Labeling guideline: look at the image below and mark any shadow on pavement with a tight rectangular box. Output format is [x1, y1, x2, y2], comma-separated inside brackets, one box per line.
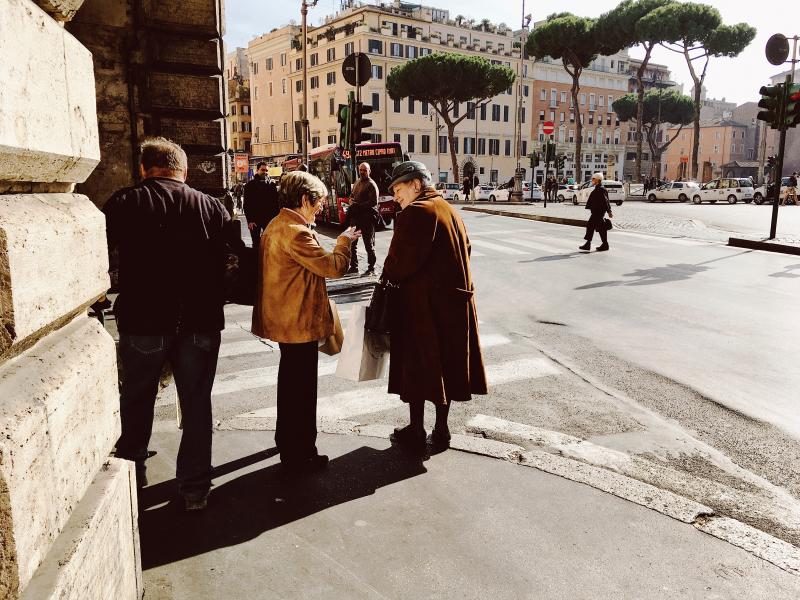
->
[770, 263, 800, 278]
[138, 445, 427, 570]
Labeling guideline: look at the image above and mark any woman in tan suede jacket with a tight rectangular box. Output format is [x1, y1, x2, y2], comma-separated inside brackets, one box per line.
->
[252, 171, 359, 473]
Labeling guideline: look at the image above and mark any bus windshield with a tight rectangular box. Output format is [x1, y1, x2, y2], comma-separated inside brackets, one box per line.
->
[352, 143, 403, 196]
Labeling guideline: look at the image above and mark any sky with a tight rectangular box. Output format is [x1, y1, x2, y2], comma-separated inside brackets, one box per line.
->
[225, 0, 796, 106]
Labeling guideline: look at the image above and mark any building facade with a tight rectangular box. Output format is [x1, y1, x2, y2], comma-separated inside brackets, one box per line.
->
[662, 118, 749, 182]
[225, 48, 252, 156]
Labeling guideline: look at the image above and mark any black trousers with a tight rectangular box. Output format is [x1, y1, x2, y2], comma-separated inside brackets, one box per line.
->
[276, 341, 319, 464]
[350, 219, 376, 269]
[584, 216, 608, 245]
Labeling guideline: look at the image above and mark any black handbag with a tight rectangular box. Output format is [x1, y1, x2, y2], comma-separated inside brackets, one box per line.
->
[365, 279, 397, 334]
[604, 217, 613, 230]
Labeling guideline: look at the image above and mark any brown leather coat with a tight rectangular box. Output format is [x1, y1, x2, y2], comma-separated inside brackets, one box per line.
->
[252, 208, 351, 343]
[382, 190, 487, 404]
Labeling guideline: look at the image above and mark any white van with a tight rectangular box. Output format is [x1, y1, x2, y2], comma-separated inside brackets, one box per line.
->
[435, 182, 463, 201]
[571, 180, 625, 206]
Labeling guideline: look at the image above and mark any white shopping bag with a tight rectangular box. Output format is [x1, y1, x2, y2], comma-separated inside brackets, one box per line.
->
[335, 305, 390, 382]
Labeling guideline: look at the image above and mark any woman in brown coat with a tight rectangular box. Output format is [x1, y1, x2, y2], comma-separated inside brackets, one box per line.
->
[382, 161, 488, 449]
[252, 171, 359, 473]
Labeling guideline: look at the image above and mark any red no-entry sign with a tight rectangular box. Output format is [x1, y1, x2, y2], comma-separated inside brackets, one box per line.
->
[542, 121, 554, 135]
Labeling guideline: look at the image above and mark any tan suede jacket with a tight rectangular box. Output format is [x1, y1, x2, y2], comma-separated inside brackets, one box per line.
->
[252, 208, 352, 343]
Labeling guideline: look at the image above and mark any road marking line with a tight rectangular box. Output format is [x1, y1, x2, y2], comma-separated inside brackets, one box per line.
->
[470, 250, 487, 257]
[469, 229, 537, 236]
[503, 237, 565, 254]
[470, 239, 528, 255]
[218, 339, 274, 358]
[212, 360, 338, 397]
[480, 333, 511, 348]
[614, 231, 707, 246]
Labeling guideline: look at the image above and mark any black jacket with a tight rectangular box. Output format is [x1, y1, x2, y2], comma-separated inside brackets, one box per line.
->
[104, 177, 230, 334]
[585, 185, 611, 218]
[243, 176, 280, 228]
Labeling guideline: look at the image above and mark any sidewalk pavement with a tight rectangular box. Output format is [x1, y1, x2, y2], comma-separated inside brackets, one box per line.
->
[139, 428, 800, 599]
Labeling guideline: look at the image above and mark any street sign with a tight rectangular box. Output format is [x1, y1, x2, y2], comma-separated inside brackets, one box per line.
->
[342, 52, 371, 87]
[680, 156, 689, 164]
[234, 153, 249, 174]
[765, 33, 790, 66]
[542, 121, 555, 135]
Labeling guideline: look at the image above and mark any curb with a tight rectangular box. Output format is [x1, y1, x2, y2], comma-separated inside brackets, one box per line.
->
[462, 206, 587, 228]
[728, 237, 800, 256]
[216, 413, 800, 576]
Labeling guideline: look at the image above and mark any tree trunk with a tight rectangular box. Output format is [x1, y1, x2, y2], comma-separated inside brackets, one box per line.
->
[571, 74, 582, 184]
[690, 81, 701, 181]
[634, 44, 654, 184]
[446, 120, 459, 182]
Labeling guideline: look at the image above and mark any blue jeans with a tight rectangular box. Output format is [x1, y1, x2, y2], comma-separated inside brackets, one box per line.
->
[116, 332, 221, 493]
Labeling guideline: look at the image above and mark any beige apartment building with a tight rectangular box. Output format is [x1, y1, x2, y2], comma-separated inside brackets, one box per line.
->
[248, 2, 535, 184]
[663, 118, 749, 182]
[225, 48, 252, 155]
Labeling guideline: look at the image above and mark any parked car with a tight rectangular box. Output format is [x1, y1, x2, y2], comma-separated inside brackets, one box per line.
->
[570, 180, 625, 206]
[435, 182, 463, 202]
[556, 184, 578, 202]
[647, 181, 699, 203]
[753, 177, 794, 205]
[476, 184, 500, 201]
[525, 182, 543, 201]
[691, 178, 754, 204]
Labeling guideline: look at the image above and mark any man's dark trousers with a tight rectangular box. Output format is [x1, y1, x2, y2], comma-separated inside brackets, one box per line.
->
[584, 216, 608, 245]
[275, 341, 319, 465]
[349, 213, 376, 270]
[250, 224, 263, 251]
[115, 331, 221, 493]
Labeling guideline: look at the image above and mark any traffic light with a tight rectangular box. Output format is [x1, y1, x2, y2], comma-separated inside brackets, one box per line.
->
[351, 101, 373, 144]
[337, 103, 351, 150]
[529, 152, 539, 169]
[757, 84, 784, 129]
[766, 154, 776, 174]
[542, 140, 556, 163]
[785, 83, 800, 129]
[557, 154, 565, 170]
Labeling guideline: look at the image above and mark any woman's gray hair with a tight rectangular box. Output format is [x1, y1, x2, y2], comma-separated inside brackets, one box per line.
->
[279, 171, 328, 209]
[592, 172, 604, 183]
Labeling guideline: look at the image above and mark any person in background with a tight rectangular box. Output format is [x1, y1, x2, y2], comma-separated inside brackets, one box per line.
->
[252, 171, 360, 474]
[579, 172, 613, 252]
[243, 161, 280, 250]
[462, 174, 473, 204]
[346, 162, 380, 276]
[381, 161, 487, 451]
[104, 137, 229, 510]
[783, 172, 798, 206]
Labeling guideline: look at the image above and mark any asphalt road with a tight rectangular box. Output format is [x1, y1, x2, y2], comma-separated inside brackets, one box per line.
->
[147, 209, 800, 546]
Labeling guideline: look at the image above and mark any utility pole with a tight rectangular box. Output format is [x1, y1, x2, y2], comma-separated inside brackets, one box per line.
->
[511, 0, 528, 202]
[301, 0, 319, 165]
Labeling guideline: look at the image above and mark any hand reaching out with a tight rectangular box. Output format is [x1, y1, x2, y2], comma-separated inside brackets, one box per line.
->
[341, 226, 362, 241]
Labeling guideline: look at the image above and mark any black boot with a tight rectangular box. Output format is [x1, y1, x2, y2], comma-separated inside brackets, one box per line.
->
[579, 242, 591, 251]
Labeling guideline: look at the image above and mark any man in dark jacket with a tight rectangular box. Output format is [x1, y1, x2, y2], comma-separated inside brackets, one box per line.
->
[462, 174, 473, 203]
[579, 172, 613, 252]
[243, 161, 280, 249]
[104, 137, 229, 510]
[346, 161, 380, 276]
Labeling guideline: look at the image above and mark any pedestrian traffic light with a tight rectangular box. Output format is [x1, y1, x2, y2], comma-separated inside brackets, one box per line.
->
[529, 152, 539, 169]
[337, 103, 351, 150]
[351, 101, 373, 144]
[557, 154, 565, 170]
[784, 83, 800, 129]
[757, 84, 784, 129]
[766, 154, 776, 174]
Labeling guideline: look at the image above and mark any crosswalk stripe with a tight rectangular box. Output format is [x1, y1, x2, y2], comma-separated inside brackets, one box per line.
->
[470, 250, 487, 257]
[480, 333, 511, 348]
[470, 239, 528, 255]
[469, 229, 536, 237]
[503, 237, 566, 254]
[218, 339, 274, 358]
[213, 360, 338, 397]
[614, 230, 707, 246]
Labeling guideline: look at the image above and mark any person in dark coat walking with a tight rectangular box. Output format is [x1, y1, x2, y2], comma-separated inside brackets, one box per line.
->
[580, 172, 613, 252]
[345, 162, 380, 276]
[462, 175, 473, 203]
[382, 161, 488, 450]
[243, 161, 280, 250]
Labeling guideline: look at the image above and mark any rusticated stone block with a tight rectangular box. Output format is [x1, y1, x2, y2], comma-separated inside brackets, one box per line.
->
[187, 153, 227, 192]
[149, 34, 222, 71]
[0, 0, 100, 184]
[19, 459, 140, 600]
[141, 0, 222, 36]
[0, 194, 109, 358]
[159, 117, 225, 151]
[0, 316, 120, 593]
[146, 72, 224, 114]
[31, 0, 87, 21]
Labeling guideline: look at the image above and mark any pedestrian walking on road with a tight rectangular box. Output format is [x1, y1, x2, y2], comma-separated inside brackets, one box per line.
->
[783, 172, 798, 206]
[243, 161, 280, 250]
[252, 171, 360, 474]
[579, 172, 613, 252]
[382, 161, 488, 450]
[462, 175, 473, 204]
[104, 137, 230, 510]
[346, 162, 380, 276]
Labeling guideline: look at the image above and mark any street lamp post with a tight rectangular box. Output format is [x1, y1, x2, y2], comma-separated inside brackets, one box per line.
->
[301, 0, 319, 165]
[511, 1, 529, 202]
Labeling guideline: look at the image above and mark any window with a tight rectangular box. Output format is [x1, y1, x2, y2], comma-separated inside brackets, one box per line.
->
[560, 112, 565, 122]
[453, 137, 459, 153]
[326, 71, 336, 85]
[540, 88, 547, 101]
[521, 108, 526, 123]
[254, 86, 259, 100]
[492, 104, 500, 121]
[295, 58, 302, 70]
[561, 91, 567, 103]
[408, 134, 415, 152]
[439, 135, 448, 153]
[489, 139, 500, 155]
[371, 133, 382, 143]
[231, 105, 237, 116]
[283, 122, 288, 139]
[599, 95, 604, 107]
[255, 126, 259, 141]
[329, 97, 335, 115]
[408, 98, 415, 114]
[477, 138, 486, 155]
[312, 101, 318, 118]
[310, 76, 319, 89]
[270, 125, 274, 141]
[480, 104, 487, 120]
[464, 137, 474, 154]
[608, 95, 613, 108]
[422, 101, 429, 115]
[295, 80, 303, 92]
[297, 103, 304, 119]
[280, 53, 287, 67]
[539, 110, 545, 121]
[504, 139, 511, 156]
[371, 64, 383, 79]
[268, 82, 273, 96]
[281, 79, 286, 94]
[589, 93, 595, 110]
[588, 113, 594, 125]
[372, 92, 380, 111]
[549, 111, 555, 121]
[390, 43, 403, 57]
[394, 133, 401, 143]
[231, 121, 237, 133]
[580, 93, 586, 105]
[453, 102, 459, 118]
[310, 53, 318, 67]
[328, 134, 337, 144]
[503, 106, 509, 122]
[243, 105, 250, 115]
[420, 47, 431, 57]
[368, 39, 383, 54]
[344, 42, 354, 56]
[266, 58, 273, 70]
[252, 62, 258, 75]
[466, 101, 475, 119]
[311, 136, 320, 148]
[422, 134, 430, 153]
[327, 48, 336, 62]
[551, 89, 557, 107]
[393, 98, 401, 113]
[405, 45, 418, 59]
[523, 85, 529, 97]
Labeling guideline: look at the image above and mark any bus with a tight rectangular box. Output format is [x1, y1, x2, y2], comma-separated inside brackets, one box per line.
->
[302, 142, 404, 227]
